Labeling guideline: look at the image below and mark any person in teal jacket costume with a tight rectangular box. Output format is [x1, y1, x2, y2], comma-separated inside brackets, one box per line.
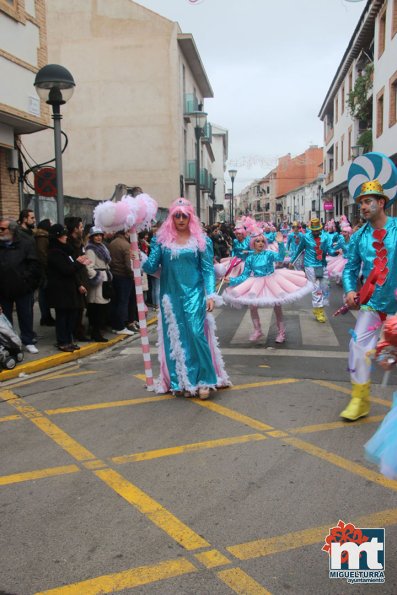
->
[339, 151, 397, 421]
[143, 198, 230, 399]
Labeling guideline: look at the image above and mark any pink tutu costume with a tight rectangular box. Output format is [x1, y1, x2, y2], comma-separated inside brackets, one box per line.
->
[223, 241, 313, 343]
[326, 253, 348, 283]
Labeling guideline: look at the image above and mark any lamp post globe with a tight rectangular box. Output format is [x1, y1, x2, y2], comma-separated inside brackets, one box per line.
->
[34, 64, 75, 225]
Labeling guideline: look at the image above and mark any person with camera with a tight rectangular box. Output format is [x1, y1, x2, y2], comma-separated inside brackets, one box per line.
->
[84, 227, 112, 342]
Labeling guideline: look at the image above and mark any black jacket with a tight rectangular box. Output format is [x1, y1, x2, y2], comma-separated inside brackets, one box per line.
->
[0, 233, 41, 299]
[46, 242, 83, 309]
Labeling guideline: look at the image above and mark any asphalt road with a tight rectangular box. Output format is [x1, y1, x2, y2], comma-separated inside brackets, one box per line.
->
[1, 284, 396, 594]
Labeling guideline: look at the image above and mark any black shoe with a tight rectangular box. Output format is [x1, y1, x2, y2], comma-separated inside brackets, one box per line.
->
[70, 344, 81, 350]
[58, 344, 75, 353]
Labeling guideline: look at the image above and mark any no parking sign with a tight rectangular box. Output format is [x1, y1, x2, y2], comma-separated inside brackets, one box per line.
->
[34, 167, 57, 197]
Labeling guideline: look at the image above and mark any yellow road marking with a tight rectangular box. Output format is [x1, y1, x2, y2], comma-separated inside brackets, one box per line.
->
[45, 395, 173, 416]
[259, 365, 270, 368]
[111, 434, 267, 464]
[194, 549, 230, 568]
[290, 415, 386, 435]
[82, 460, 107, 470]
[312, 379, 391, 407]
[217, 567, 272, 594]
[228, 508, 397, 560]
[230, 378, 299, 391]
[94, 468, 209, 550]
[2, 365, 82, 388]
[0, 465, 80, 486]
[0, 414, 21, 423]
[193, 400, 274, 431]
[283, 436, 397, 491]
[35, 558, 197, 594]
[31, 417, 96, 462]
[134, 373, 147, 381]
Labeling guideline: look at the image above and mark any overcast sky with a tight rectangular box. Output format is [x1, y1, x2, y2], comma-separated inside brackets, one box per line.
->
[135, 0, 365, 193]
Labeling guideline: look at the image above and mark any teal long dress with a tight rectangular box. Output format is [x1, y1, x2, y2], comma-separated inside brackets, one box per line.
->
[143, 235, 230, 394]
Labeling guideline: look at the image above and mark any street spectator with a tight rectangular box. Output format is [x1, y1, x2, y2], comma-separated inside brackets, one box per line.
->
[46, 224, 90, 352]
[108, 230, 136, 335]
[65, 216, 90, 341]
[85, 227, 111, 342]
[35, 218, 55, 326]
[18, 209, 36, 243]
[0, 214, 41, 353]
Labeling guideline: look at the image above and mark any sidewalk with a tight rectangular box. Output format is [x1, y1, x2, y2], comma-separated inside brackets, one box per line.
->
[0, 302, 157, 382]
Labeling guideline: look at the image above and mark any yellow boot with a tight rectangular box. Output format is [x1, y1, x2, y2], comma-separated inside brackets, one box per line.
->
[340, 382, 371, 421]
[313, 307, 326, 322]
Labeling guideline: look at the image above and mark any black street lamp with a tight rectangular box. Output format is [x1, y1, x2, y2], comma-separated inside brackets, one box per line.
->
[191, 110, 207, 221]
[34, 64, 75, 224]
[228, 168, 237, 224]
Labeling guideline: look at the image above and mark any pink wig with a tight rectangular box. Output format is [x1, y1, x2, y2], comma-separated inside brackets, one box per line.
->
[340, 215, 352, 234]
[234, 220, 247, 237]
[156, 198, 207, 251]
[249, 230, 268, 250]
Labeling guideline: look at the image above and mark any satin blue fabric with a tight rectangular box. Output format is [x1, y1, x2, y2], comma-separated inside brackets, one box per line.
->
[342, 217, 397, 314]
[292, 230, 337, 268]
[229, 243, 285, 286]
[265, 231, 277, 243]
[287, 231, 304, 260]
[232, 236, 251, 260]
[143, 236, 217, 390]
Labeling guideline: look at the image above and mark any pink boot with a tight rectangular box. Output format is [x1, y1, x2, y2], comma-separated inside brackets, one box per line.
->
[274, 305, 286, 343]
[249, 307, 263, 341]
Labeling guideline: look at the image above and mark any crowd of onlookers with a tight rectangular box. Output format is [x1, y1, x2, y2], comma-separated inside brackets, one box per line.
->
[0, 209, 162, 355]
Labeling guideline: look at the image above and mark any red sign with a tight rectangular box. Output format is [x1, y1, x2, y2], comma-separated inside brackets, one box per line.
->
[323, 200, 334, 211]
[34, 167, 57, 197]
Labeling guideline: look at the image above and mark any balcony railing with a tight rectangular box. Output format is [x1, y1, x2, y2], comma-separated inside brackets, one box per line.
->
[325, 171, 334, 185]
[185, 161, 211, 191]
[184, 93, 199, 116]
[202, 122, 212, 143]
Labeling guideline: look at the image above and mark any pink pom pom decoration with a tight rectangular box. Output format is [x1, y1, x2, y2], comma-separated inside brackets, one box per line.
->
[94, 193, 158, 232]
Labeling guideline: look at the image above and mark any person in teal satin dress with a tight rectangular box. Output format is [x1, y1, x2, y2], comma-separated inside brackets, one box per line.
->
[143, 198, 230, 399]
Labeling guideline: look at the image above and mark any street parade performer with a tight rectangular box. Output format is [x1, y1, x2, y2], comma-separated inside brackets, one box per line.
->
[143, 198, 230, 399]
[339, 151, 397, 421]
[326, 215, 353, 284]
[364, 315, 397, 479]
[222, 227, 312, 343]
[289, 217, 337, 323]
[287, 221, 305, 270]
[214, 216, 255, 280]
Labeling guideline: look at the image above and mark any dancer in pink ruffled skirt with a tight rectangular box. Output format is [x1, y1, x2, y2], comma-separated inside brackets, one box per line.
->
[223, 229, 313, 343]
[326, 216, 353, 284]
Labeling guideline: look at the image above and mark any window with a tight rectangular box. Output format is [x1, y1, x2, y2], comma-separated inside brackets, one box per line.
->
[392, 0, 397, 38]
[335, 142, 339, 170]
[348, 126, 352, 160]
[378, 5, 387, 58]
[341, 134, 344, 166]
[389, 71, 397, 127]
[335, 96, 339, 123]
[376, 87, 385, 137]
[348, 70, 353, 94]
[341, 84, 345, 114]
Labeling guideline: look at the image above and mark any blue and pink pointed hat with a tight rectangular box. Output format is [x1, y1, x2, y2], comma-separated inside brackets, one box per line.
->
[348, 152, 397, 207]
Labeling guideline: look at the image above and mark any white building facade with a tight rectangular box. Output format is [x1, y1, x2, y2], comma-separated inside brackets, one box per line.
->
[319, 0, 397, 222]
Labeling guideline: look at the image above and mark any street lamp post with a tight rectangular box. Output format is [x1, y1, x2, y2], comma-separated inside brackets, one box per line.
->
[191, 110, 207, 221]
[34, 64, 75, 225]
[228, 168, 237, 224]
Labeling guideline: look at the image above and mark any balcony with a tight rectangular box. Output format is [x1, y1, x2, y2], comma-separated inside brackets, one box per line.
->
[184, 93, 199, 121]
[202, 122, 212, 144]
[185, 161, 211, 191]
[185, 160, 196, 183]
[325, 171, 334, 186]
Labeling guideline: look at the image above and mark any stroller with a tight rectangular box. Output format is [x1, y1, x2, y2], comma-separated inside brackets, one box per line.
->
[0, 312, 24, 371]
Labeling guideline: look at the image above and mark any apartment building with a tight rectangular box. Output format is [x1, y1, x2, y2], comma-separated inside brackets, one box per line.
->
[0, 0, 48, 218]
[24, 0, 221, 222]
[282, 174, 325, 224]
[319, 0, 397, 222]
[210, 124, 228, 222]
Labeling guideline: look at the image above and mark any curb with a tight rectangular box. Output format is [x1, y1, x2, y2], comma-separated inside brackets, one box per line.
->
[0, 316, 157, 382]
